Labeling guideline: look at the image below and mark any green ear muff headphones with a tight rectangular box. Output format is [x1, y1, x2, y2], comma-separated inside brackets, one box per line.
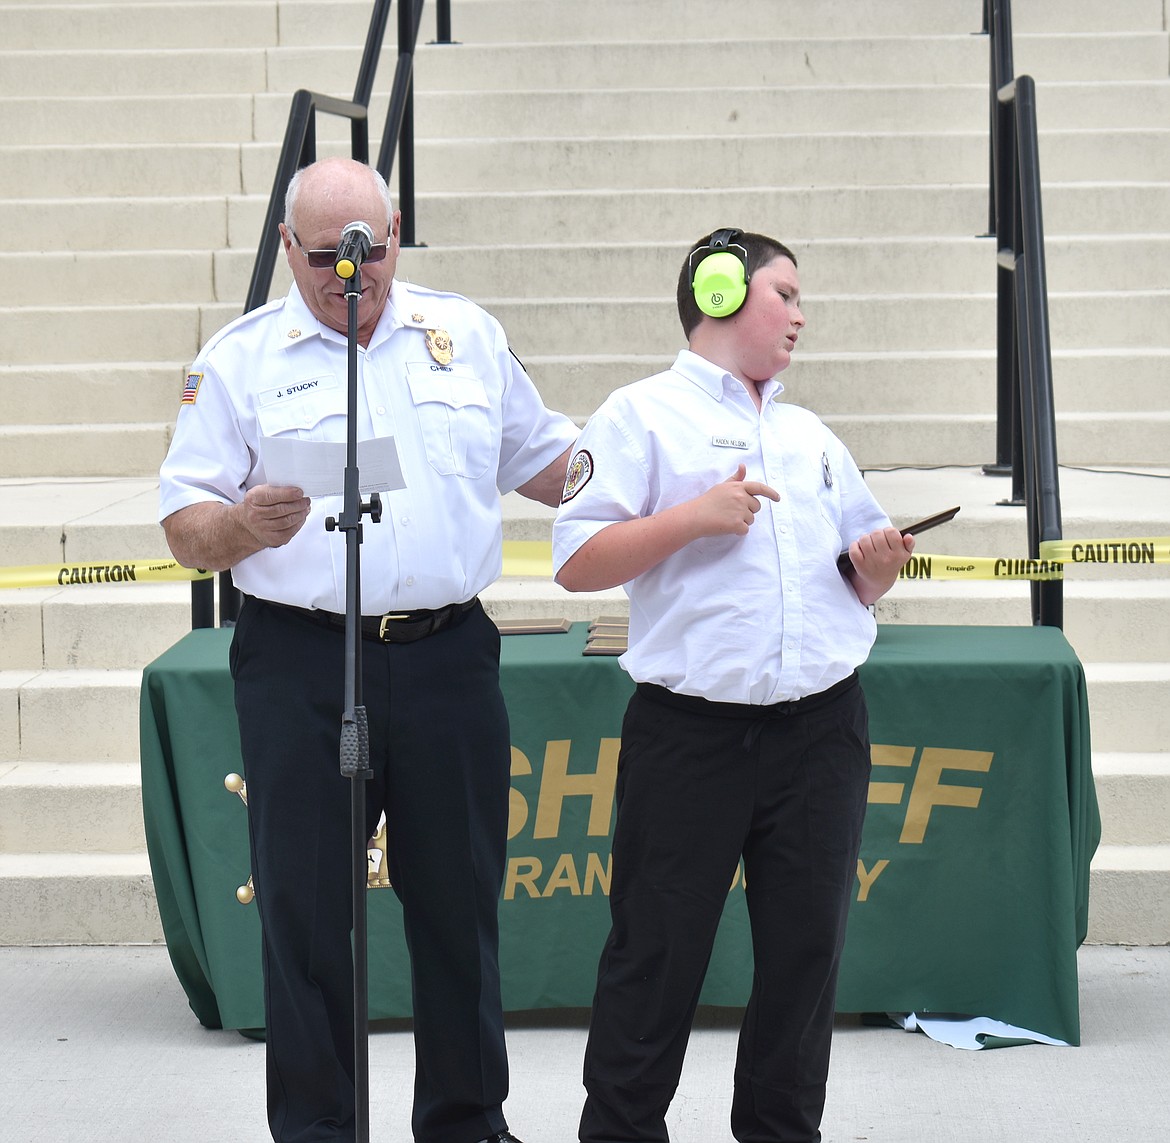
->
[689, 228, 749, 318]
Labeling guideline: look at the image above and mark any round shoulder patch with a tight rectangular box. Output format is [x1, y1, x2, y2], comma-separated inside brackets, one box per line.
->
[561, 448, 594, 503]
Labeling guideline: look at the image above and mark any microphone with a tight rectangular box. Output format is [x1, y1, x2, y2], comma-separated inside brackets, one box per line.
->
[334, 221, 374, 280]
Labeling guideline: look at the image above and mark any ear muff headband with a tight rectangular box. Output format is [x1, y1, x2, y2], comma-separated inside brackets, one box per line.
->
[690, 228, 749, 318]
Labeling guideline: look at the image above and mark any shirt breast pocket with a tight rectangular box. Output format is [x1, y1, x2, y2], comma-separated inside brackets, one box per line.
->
[256, 384, 344, 442]
[405, 364, 493, 478]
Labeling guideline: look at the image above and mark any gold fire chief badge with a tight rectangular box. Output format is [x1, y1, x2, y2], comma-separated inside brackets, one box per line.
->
[426, 328, 454, 365]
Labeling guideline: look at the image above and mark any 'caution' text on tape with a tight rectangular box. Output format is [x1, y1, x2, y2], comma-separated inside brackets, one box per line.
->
[0, 559, 211, 590]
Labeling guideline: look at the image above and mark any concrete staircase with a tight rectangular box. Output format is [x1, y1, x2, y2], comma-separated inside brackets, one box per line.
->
[0, 0, 1167, 945]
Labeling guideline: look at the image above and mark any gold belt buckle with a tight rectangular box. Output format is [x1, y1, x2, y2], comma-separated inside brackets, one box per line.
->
[378, 613, 411, 640]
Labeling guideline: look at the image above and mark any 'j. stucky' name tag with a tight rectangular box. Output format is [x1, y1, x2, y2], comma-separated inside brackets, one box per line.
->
[712, 435, 749, 450]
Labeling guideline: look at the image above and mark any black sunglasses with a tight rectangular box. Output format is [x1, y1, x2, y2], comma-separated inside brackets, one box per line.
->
[290, 231, 389, 270]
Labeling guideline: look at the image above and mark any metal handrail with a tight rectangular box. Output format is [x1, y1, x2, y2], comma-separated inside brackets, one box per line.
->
[984, 0, 1064, 627]
[192, 0, 447, 627]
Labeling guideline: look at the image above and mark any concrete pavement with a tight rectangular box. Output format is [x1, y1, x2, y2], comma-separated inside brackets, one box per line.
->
[0, 943, 1166, 1142]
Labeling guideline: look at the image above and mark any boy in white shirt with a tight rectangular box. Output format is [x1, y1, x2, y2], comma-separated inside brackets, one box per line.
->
[553, 229, 913, 1143]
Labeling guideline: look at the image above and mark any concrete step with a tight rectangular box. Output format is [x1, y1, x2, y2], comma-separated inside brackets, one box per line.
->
[0, 838, 1162, 945]
[0, 143, 244, 199]
[1, 584, 193, 671]
[0, 425, 173, 479]
[3, 0, 1159, 54]
[0, 843, 1162, 946]
[876, 582, 1170, 664]
[0, 252, 217, 308]
[390, 33, 1170, 91]
[0, 475, 166, 567]
[4, 411, 1166, 480]
[0, 364, 189, 425]
[399, 184, 1170, 247]
[382, 0, 1169, 41]
[0, 196, 230, 255]
[10, 232, 1170, 312]
[1083, 663, 1170, 754]
[4, 31, 1163, 106]
[0, 852, 162, 944]
[1087, 845, 1170, 945]
[184, 290, 1170, 362]
[830, 410, 1170, 469]
[0, 672, 35, 759]
[0, 762, 146, 853]
[255, 81, 1170, 144]
[0, 94, 257, 146]
[0, 46, 269, 99]
[398, 234, 1170, 300]
[4, 349, 1169, 434]
[0, 182, 1150, 256]
[1092, 754, 1170, 847]
[1, 669, 143, 763]
[6, 128, 1170, 201]
[11, 80, 1170, 149]
[423, 0, 1165, 42]
[8, 287, 1169, 369]
[865, 458, 1170, 524]
[0, 1, 278, 51]
[388, 130, 1170, 192]
[16, 236, 999, 311]
[0, 304, 200, 367]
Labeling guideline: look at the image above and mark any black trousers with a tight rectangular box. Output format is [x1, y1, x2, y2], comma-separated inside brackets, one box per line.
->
[231, 596, 512, 1143]
[580, 675, 871, 1143]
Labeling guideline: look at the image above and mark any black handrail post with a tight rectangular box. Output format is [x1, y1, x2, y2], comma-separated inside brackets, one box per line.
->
[998, 80, 1026, 501]
[1013, 257, 1040, 622]
[353, 0, 394, 107]
[191, 577, 214, 628]
[376, 0, 426, 246]
[350, 115, 371, 166]
[1015, 75, 1063, 626]
[984, 0, 1017, 476]
[436, 0, 453, 43]
[399, 81, 418, 246]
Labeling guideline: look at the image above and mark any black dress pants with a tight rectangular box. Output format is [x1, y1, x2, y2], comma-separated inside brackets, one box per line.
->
[231, 596, 513, 1143]
[579, 675, 871, 1143]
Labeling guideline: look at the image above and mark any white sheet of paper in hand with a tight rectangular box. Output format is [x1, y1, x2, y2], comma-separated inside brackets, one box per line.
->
[259, 435, 406, 499]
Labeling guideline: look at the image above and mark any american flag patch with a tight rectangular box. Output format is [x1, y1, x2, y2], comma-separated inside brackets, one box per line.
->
[180, 372, 203, 405]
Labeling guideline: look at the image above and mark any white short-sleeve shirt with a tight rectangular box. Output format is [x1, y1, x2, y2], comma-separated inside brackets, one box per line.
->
[159, 280, 576, 613]
[553, 350, 891, 704]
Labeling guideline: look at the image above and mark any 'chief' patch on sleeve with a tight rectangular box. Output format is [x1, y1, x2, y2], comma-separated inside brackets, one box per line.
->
[180, 372, 203, 405]
[561, 448, 594, 503]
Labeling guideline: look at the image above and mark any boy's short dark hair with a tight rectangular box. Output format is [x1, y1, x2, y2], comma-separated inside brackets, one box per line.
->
[676, 230, 798, 338]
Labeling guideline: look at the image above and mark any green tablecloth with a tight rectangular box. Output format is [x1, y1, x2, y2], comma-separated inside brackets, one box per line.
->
[140, 623, 1098, 1044]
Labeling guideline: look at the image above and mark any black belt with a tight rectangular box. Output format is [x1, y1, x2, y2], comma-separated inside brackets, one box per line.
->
[636, 671, 859, 720]
[637, 672, 860, 752]
[275, 598, 478, 644]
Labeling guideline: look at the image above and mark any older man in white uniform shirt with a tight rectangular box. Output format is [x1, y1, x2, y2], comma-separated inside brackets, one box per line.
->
[159, 157, 575, 1143]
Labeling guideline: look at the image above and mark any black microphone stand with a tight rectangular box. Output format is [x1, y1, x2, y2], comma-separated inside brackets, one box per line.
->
[324, 266, 380, 1143]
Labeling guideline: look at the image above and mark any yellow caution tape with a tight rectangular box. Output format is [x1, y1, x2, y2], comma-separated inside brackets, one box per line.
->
[0, 546, 547, 589]
[0, 559, 211, 590]
[501, 540, 554, 578]
[6, 536, 1164, 592]
[1039, 538, 1170, 565]
[898, 554, 1064, 581]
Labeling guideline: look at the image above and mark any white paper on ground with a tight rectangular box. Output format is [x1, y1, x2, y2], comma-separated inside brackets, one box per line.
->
[890, 1012, 1070, 1050]
[259, 435, 406, 499]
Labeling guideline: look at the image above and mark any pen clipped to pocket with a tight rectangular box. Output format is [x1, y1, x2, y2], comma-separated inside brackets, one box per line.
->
[837, 506, 960, 573]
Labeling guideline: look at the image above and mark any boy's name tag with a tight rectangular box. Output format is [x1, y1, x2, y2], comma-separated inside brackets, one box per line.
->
[712, 436, 749, 450]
